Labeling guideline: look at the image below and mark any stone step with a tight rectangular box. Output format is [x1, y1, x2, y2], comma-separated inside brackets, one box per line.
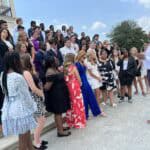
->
[0, 114, 55, 150]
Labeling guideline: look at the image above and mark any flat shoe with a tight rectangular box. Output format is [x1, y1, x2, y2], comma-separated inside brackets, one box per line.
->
[41, 140, 48, 145]
[57, 131, 71, 137]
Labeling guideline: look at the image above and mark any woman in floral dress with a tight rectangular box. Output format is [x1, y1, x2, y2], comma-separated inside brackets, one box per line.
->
[64, 53, 86, 129]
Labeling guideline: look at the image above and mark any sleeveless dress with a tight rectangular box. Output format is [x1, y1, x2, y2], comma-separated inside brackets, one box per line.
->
[65, 65, 86, 128]
[44, 73, 70, 114]
[1, 72, 37, 136]
[75, 62, 101, 119]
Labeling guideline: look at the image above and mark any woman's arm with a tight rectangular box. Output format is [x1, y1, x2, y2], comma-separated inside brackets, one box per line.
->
[88, 69, 101, 81]
[73, 67, 82, 86]
[23, 71, 44, 98]
[31, 47, 35, 61]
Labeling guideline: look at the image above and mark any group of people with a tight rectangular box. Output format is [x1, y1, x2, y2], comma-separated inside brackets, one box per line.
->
[0, 18, 150, 150]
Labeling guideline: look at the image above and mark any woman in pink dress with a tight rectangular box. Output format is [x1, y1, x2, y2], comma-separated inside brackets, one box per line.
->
[64, 53, 86, 129]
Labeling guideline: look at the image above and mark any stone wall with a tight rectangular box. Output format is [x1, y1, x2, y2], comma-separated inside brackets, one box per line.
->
[0, 15, 16, 33]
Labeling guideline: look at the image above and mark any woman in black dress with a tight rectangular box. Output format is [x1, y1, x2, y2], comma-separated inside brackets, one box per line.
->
[44, 56, 71, 137]
[117, 49, 137, 103]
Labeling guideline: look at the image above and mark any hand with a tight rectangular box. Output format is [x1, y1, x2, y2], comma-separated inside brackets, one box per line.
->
[98, 76, 102, 82]
[58, 66, 63, 72]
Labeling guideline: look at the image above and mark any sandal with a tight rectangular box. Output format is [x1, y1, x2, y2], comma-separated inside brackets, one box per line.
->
[63, 127, 70, 131]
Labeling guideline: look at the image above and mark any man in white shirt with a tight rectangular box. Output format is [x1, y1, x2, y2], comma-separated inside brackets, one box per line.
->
[13, 18, 24, 44]
[60, 37, 76, 59]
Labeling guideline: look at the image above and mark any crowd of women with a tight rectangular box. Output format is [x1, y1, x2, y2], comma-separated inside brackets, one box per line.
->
[0, 18, 150, 150]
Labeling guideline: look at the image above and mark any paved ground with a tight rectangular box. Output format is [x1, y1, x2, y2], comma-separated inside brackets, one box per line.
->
[42, 93, 150, 150]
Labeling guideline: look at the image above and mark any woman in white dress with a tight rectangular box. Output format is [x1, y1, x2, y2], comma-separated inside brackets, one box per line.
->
[86, 51, 102, 103]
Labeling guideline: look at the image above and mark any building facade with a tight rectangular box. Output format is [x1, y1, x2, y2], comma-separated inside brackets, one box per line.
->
[0, 0, 16, 32]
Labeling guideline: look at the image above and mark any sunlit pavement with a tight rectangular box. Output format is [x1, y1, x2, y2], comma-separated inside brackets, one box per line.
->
[42, 94, 150, 150]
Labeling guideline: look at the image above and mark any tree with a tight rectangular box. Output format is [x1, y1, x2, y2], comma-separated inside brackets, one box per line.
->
[108, 20, 149, 51]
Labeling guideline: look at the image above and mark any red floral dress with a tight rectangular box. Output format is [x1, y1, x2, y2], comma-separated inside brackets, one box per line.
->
[65, 65, 86, 128]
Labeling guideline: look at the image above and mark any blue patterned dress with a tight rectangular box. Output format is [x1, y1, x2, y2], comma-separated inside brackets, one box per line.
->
[1, 72, 37, 136]
[75, 62, 101, 119]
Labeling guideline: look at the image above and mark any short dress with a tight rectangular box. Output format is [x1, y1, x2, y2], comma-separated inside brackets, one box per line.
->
[44, 73, 70, 114]
[98, 59, 116, 91]
[135, 59, 142, 77]
[1, 72, 37, 136]
[86, 61, 102, 89]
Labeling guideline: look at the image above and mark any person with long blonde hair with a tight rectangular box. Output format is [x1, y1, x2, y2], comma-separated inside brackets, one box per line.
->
[86, 51, 102, 103]
[75, 50, 105, 119]
[64, 53, 86, 128]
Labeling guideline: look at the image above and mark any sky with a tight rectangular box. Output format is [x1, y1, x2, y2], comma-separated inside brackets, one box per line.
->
[14, 0, 150, 40]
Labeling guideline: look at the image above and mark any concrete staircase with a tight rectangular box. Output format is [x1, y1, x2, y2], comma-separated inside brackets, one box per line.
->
[0, 114, 55, 150]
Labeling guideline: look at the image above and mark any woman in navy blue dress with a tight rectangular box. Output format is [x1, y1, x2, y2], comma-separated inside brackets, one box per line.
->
[75, 50, 105, 119]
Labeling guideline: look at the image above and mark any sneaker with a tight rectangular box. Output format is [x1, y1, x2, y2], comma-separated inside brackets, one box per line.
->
[128, 97, 132, 103]
[119, 97, 124, 103]
[101, 102, 106, 106]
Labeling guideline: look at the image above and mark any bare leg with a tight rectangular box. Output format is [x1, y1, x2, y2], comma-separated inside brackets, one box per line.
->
[137, 76, 146, 95]
[34, 116, 46, 147]
[127, 85, 132, 98]
[116, 79, 120, 96]
[144, 76, 150, 93]
[94, 88, 101, 104]
[108, 90, 116, 106]
[120, 86, 125, 97]
[102, 90, 107, 104]
[133, 78, 138, 94]
[54, 114, 64, 134]
[19, 131, 33, 150]
[26, 131, 33, 150]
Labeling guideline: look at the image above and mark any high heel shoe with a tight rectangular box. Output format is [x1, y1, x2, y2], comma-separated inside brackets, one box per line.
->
[57, 131, 71, 137]
[41, 140, 48, 146]
[63, 127, 70, 131]
[33, 144, 47, 150]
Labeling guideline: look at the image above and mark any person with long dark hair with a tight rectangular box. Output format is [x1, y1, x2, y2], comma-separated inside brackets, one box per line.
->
[98, 49, 117, 107]
[55, 29, 64, 49]
[0, 28, 13, 132]
[44, 55, 71, 137]
[1, 51, 37, 150]
[21, 53, 47, 150]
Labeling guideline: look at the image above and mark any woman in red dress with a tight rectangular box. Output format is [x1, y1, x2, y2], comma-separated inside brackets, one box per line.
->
[64, 53, 86, 129]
